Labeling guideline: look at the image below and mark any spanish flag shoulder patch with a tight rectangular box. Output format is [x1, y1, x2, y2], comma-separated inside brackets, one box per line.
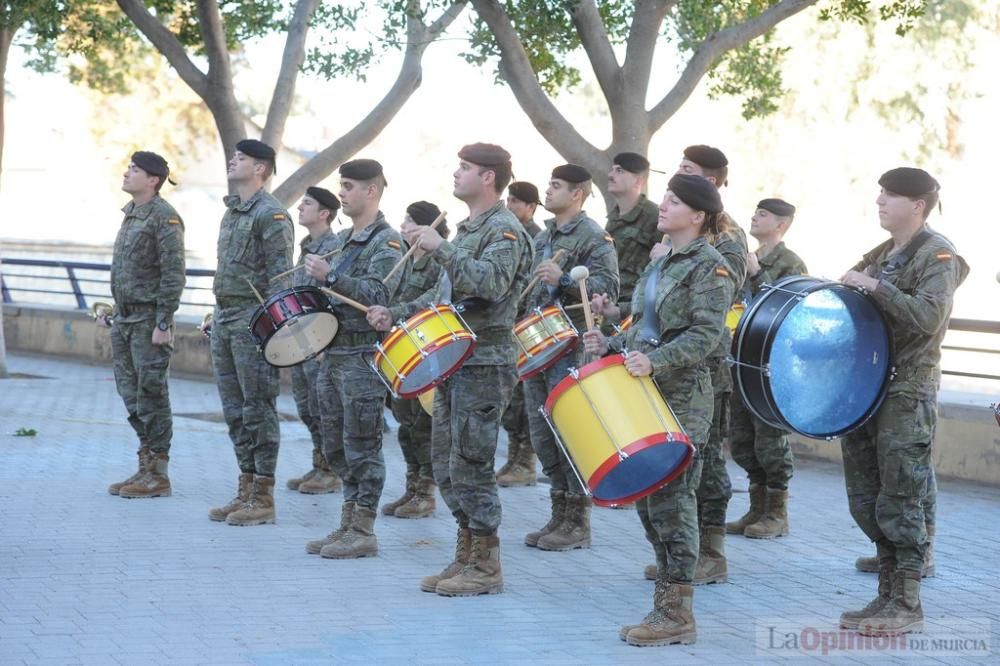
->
[387, 240, 401, 250]
[167, 217, 181, 225]
[502, 231, 517, 241]
[715, 266, 730, 278]
[935, 251, 952, 262]
[273, 213, 287, 220]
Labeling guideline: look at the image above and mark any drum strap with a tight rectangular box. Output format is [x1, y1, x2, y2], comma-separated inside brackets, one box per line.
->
[639, 260, 663, 346]
[333, 221, 390, 279]
[543, 242, 558, 300]
[852, 229, 931, 277]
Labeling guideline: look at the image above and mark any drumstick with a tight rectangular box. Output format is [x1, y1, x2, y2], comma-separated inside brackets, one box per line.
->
[382, 211, 448, 284]
[519, 248, 567, 300]
[569, 266, 595, 331]
[245, 279, 266, 305]
[269, 248, 343, 284]
[320, 286, 370, 314]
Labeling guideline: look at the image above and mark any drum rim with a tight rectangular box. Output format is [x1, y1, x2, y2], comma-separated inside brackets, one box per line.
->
[381, 303, 461, 347]
[590, 435, 694, 507]
[516, 336, 579, 379]
[392, 338, 478, 399]
[543, 353, 625, 414]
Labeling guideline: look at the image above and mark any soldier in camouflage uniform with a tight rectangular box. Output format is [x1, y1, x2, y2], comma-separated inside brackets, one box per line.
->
[370, 143, 532, 597]
[303, 159, 404, 559]
[104, 151, 186, 499]
[375, 200, 449, 520]
[726, 199, 807, 541]
[286, 186, 344, 495]
[521, 165, 619, 552]
[497, 181, 543, 487]
[208, 139, 294, 527]
[586, 174, 733, 647]
[838, 168, 967, 637]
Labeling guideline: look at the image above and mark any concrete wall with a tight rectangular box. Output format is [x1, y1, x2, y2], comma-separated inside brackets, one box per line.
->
[5, 303, 999, 485]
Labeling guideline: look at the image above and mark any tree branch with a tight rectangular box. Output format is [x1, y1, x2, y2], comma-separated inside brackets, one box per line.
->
[568, 0, 620, 100]
[621, 0, 671, 101]
[648, 0, 818, 132]
[261, 0, 320, 149]
[115, 0, 209, 99]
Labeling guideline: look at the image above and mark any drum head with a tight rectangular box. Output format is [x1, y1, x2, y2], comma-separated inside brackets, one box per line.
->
[262, 312, 339, 367]
[517, 338, 578, 380]
[396, 338, 475, 397]
[767, 285, 891, 438]
[591, 435, 694, 507]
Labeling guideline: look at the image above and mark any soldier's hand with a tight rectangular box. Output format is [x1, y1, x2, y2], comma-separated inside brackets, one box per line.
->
[841, 270, 879, 293]
[417, 226, 444, 252]
[624, 350, 652, 377]
[591, 293, 619, 321]
[151, 327, 172, 346]
[582, 330, 608, 356]
[304, 254, 331, 281]
[535, 259, 563, 286]
[366, 305, 394, 331]
[649, 242, 670, 260]
[746, 251, 761, 277]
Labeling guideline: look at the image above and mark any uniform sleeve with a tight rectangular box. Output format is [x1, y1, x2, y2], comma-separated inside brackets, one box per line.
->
[645, 265, 732, 373]
[153, 210, 186, 324]
[752, 248, 807, 290]
[261, 212, 294, 298]
[434, 227, 521, 301]
[870, 251, 963, 336]
[559, 236, 620, 308]
[716, 232, 748, 299]
[335, 233, 404, 308]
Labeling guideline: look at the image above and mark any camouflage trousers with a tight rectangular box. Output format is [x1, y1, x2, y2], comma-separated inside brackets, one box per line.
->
[316, 353, 387, 510]
[390, 395, 433, 479]
[500, 381, 531, 452]
[841, 383, 936, 575]
[696, 358, 734, 528]
[729, 391, 794, 490]
[432, 364, 517, 536]
[110, 319, 174, 454]
[290, 356, 324, 454]
[639, 452, 704, 584]
[211, 312, 280, 475]
[524, 349, 585, 494]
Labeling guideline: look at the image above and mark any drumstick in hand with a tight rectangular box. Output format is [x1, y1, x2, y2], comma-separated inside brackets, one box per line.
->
[320, 286, 370, 313]
[519, 248, 567, 300]
[382, 211, 448, 284]
[269, 248, 342, 284]
[569, 265, 595, 331]
[245, 279, 266, 306]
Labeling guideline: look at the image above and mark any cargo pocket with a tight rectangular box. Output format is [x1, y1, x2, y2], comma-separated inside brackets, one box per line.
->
[458, 403, 500, 464]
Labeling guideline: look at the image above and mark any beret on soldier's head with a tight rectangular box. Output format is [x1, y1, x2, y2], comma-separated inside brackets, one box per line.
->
[458, 142, 511, 167]
[305, 186, 340, 212]
[668, 174, 724, 214]
[236, 139, 276, 162]
[508, 181, 540, 204]
[878, 167, 939, 197]
[757, 198, 796, 218]
[683, 144, 728, 169]
[407, 200, 449, 238]
[551, 164, 591, 184]
[339, 158, 385, 183]
[131, 151, 170, 178]
[613, 152, 650, 174]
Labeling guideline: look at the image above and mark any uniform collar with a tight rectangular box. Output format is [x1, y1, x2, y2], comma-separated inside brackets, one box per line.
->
[121, 195, 160, 220]
[611, 194, 650, 223]
[224, 188, 266, 212]
[544, 210, 588, 235]
[300, 227, 335, 251]
[459, 200, 505, 233]
[346, 211, 387, 243]
[758, 241, 786, 266]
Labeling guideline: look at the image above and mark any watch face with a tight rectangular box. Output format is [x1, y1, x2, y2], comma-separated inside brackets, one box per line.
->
[158, 321, 169, 331]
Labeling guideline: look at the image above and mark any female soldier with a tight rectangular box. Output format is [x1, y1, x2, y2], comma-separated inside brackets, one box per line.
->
[584, 174, 733, 647]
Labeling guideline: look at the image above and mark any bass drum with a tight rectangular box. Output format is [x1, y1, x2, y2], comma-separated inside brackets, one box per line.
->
[731, 276, 893, 439]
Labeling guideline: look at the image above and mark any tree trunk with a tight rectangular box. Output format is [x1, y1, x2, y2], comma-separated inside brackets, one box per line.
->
[0, 26, 18, 193]
[0, 243, 9, 379]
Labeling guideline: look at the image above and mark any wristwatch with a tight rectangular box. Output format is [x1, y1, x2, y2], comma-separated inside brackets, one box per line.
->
[557, 273, 573, 290]
[326, 272, 339, 286]
[157, 320, 170, 332]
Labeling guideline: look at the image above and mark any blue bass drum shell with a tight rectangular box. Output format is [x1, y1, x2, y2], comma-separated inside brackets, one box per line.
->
[730, 276, 893, 439]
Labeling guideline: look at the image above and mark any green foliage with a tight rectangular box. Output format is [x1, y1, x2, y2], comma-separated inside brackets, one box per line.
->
[13, 427, 37, 436]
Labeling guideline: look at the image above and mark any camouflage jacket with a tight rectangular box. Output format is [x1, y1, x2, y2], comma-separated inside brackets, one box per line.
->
[747, 241, 808, 296]
[403, 200, 533, 366]
[522, 218, 543, 239]
[388, 253, 444, 322]
[111, 195, 186, 325]
[606, 195, 660, 317]
[708, 216, 749, 362]
[296, 227, 342, 288]
[852, 225, 968, 384]
[606, 236, 733, 441]
[523, 211, 619, 331]
[325, 212, 404, 353]
[213, 188, 294, 322]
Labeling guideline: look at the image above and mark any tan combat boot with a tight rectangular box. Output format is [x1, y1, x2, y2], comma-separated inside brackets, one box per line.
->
[436, 534, 503, 597]
[855, 524, 935, 577]
[119, 452, 171, 498]
[525, 490, 566, 547]
[208, 473, 254, 522]
[537, 493, 591, 551]
[624, 581, 698, 646]
[497, 438, 537, 487]
[109, 446, 150, 495]
[840, 565, 894, 630]
[859, 571, 923, 636]
[307, 501, 355, 554]
[495, 436, 519, 479]
[394, 477, 436, 519]
[287, 450, 324, 490]
[420, 526, 471, 592]
[725, 484, 766, 535]
[320, 505, 378, 559]
[226, 475, 276, 526]
[744, 488, 789, 538]
[297, 465, 343, 495]
[693, 526, 728, 585]
[644, 564, 657, 581]
[381, 474, 416, 516]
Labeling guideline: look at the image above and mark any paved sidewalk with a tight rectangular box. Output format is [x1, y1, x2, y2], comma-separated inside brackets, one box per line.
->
[0, 352, 997, 665]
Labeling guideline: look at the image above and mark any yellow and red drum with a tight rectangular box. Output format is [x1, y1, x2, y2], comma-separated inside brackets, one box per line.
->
[372, 304, 476, 399]
[514, 305, 579, 380]
[542, 355, 694, 506]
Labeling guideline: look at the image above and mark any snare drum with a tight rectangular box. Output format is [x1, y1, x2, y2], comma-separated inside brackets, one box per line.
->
[731, 276, 892, 439]
[249, 286, 339, 367]
[514, 305, 579, 380]
[372, 304, 476, 399]
[542, 355, 694, 507]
